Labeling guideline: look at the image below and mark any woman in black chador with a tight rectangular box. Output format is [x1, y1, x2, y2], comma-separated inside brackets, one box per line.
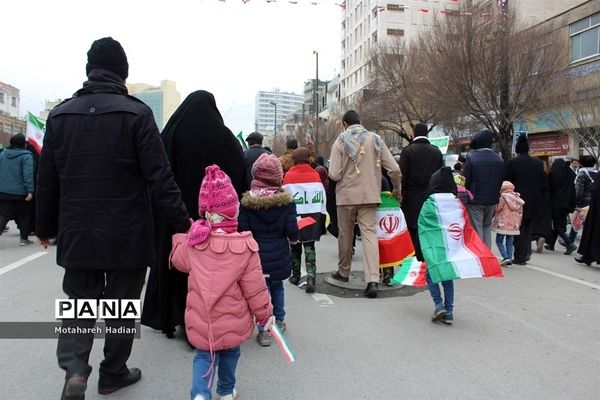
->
[141, 90, 247, 338]
[576, 174, 600, 266]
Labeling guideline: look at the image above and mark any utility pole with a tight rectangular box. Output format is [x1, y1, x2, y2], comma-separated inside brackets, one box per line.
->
[499, 0, 511, 160]
[313, 50, 319, 150]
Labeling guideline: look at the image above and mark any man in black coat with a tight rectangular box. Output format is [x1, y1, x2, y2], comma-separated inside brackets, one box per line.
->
[243, 131, 267, 185]
[463, 130, 504, 248]
[399, 123, 444, 260]
[36, 37, 191, 400]
[504, 135, 545, 265]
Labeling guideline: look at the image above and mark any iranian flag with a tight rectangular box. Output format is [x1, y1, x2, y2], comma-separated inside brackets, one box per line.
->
[391, 256, 427, 287]
[377, 192, 414, 268]
[25, 112, 45, 154]
[418, 193, 503, 283]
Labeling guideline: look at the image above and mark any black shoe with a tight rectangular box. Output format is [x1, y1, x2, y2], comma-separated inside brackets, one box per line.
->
[305, 276, 316, 293]
[61, 376, 87, 400]
[574, 256, 592, 266]
[564, 244, 577, 255]
[289, 275, 300, 286]
[544, 244, 554, 251]
[365, 282, 379, 298]
[331, 271, 349, 283]
[512, 259, 527, 266]
[98, 368, 141, 395]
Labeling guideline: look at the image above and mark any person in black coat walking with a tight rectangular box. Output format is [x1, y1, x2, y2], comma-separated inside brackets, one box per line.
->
[576, 174, 600, 266]
[462, 130, 504, 248]
[243, 131, 267, 185]
[546, 158, 577, 254]
[504, 136, 545, 265]
[36, 38, 191, 400]
[399, 123, 444, 261]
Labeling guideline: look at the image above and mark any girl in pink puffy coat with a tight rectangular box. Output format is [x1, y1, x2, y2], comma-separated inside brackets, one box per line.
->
[170, 165, 273, 400]
[491, 181, 525, 266]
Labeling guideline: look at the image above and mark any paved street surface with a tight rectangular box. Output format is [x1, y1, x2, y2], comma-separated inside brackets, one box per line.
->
[1, 222, 599, 399]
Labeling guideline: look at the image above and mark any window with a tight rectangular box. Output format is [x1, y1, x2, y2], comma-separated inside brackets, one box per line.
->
[571, 13, 600, 62]
[11, 97, 17, 107]
[387, 4, 405, 11]
[387, 28, 404, 36]
[0, 93, 4, 103]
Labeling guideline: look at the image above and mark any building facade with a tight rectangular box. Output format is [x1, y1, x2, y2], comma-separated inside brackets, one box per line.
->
[0, 82, 20, 118]
[340, 0, 462, 103]
[127, 80, 180, 130]
[255, 90, 304, 135]
[0, 114, 26, 148]
[512, 0, 600, 159]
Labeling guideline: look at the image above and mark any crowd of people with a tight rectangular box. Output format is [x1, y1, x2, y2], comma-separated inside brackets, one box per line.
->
[1, 37, 599, 400]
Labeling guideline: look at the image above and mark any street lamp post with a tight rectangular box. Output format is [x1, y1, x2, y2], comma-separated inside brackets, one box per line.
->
[313, 50, 319, 149]
[269, 101, 277, 134]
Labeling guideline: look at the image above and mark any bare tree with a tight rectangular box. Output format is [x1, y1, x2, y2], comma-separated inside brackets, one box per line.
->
[417, 5, 568, 160]
[359, 39, 442, 146]
[549, 74, 600, 161]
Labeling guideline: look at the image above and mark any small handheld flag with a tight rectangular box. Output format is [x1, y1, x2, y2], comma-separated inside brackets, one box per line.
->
[269, 323, 296, 363]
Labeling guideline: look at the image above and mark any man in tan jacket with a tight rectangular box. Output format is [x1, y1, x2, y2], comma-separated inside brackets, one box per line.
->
[328, 110, 401, 298]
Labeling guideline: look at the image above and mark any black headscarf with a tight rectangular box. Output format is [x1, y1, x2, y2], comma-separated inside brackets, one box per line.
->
[427, 166, 458, 196]
[161, 90, 247, 217]
[142, 90, 247, 337]
[548, 158, 576, 213]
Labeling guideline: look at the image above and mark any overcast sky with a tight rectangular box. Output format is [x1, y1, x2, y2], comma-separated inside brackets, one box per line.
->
[3, 0, 341, 135]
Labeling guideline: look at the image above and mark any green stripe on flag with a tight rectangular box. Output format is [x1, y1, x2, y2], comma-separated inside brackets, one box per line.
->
[28, 112, 45, 130]
[236, 131, 248, 150]
[418, 196, 460, 282]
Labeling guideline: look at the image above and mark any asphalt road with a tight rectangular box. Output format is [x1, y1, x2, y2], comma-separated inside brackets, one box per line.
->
[1, 223, 599, 400]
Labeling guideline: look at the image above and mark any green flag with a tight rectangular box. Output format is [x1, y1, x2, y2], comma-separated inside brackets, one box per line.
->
[236, 131, 248, 150]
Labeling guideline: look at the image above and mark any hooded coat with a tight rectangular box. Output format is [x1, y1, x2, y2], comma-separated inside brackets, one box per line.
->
[141, 90, 247, 336]
[170, 231, 273, 351]
[491, 182, 524, 235]
[504, 153, 545, 221]
[36, 69, 190, 270]
[0, 148, 34, 196]
[239, 191, 299, 281]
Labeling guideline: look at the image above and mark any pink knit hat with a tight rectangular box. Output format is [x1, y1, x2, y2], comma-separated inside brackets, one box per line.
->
[188, 165, 239, 246]
[251, 153, 283, 191]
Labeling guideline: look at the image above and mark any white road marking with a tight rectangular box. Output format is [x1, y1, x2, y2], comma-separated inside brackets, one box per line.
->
[311, 293, 335, 306]
[526, 265, 600, 290]
[0, 252, 48, 277]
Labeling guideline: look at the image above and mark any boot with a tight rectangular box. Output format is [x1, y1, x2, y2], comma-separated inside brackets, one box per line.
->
[288, 275, 300, 286]
[305, 276, 316, 293]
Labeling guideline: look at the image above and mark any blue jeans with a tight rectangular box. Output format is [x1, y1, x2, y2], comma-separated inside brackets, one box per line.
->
[191, 347, 240, 400]
[258, 279, 284, 332]
[496, 234, 514, 260]
[426, 271, 454, 315]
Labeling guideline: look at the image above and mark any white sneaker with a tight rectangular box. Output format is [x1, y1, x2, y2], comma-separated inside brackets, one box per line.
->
[216, 389, 238, 400]
[193, 396, 206, 400]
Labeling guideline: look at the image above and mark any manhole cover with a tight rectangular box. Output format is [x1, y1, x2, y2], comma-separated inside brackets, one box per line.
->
[291, 271, 425, 299]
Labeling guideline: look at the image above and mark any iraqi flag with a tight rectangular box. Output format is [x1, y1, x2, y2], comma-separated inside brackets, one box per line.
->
[418, 193, 503, 283]
[283, 164, 326, 242]
[377, 192, 414, 267]
[25, 112, 45, 154]
[391, 256, 427, 287]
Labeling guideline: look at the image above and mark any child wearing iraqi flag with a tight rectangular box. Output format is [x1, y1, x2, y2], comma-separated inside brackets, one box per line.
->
[418, 166, 503, 324]
[282, 147, 327, 293]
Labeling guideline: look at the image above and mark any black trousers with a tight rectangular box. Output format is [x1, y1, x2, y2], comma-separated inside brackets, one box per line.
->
[408, 227, 423, 262]
[57, 268, 146, 379]
[548, 210, 572, 248]
[0, 199, 31, 240]
[514, 219, 533, 263]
